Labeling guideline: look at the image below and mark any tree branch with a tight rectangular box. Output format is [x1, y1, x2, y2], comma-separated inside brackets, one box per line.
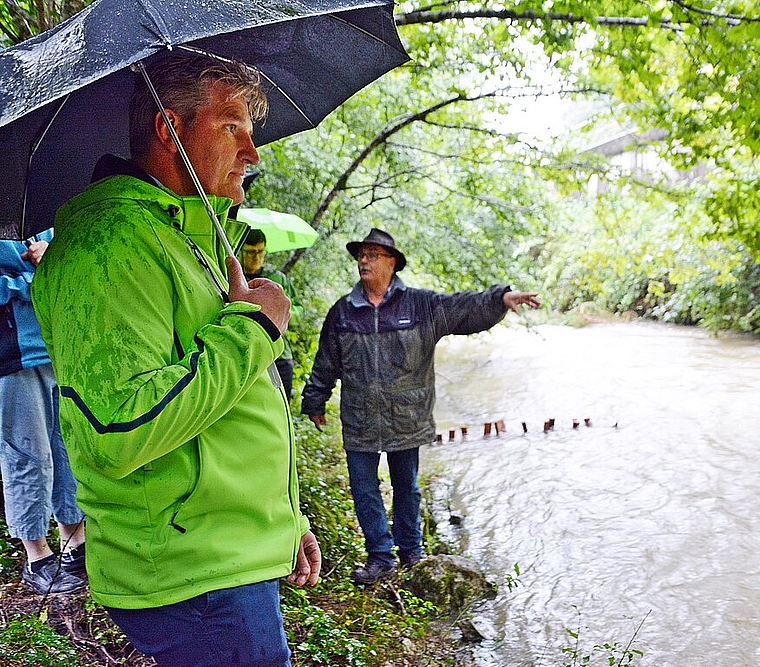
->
[280, 83, 605, 272]
[398, 8, 653, 28]
[1, 0, 36, 42]
[670, 0, 758, 23]
[283, 91, 493, 270]
[395, 5, 757, 29]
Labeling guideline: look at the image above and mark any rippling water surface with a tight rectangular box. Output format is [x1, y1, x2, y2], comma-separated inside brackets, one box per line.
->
[423, 321, 760, 667]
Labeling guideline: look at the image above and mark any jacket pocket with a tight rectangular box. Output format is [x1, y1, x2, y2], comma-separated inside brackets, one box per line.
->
[390, 387, 431, 436]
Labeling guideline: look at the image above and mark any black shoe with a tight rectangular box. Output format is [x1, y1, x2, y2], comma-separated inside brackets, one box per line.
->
[352, 560, 396, 585]
[61, 543, 86, 575]
[22, 556, 87, 595]
[399, 552, 422, 569]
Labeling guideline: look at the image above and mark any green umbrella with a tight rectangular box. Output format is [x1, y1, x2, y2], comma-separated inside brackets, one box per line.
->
[236, 208, 318, 253]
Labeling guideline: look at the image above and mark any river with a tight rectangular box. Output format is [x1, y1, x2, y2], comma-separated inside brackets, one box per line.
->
[422, 321, 760, 667]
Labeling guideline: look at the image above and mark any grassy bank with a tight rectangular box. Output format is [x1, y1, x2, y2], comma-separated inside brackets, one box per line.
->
[0, 409, 466, 666]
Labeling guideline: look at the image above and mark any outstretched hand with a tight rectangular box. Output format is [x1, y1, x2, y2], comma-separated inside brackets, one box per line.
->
[503, 290, 541, 315]
[226, 255, 291, 333]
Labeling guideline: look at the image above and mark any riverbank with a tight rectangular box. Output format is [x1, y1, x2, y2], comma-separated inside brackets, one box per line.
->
[0, 410, 476, 666]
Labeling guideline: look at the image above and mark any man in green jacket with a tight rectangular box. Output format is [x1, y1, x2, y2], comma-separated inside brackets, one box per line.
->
[32, 52, 320, 667]
[240, 228, 303, 399]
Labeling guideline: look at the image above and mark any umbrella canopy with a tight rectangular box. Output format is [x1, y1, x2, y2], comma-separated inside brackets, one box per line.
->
[236, 207, 318, 253]
[0, 0, 409, 240]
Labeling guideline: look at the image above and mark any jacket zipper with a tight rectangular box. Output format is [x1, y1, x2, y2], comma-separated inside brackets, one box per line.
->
[186, 237, 229, 302]
[373, 306, 383, 452]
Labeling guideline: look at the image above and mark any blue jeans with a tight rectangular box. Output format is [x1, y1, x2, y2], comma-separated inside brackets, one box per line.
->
[106, 580, 291, 667]
[345, 448, 422, 567]
[0, 364, 83, 540]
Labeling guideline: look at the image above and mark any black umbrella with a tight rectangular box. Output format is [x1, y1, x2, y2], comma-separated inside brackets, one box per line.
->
[0, 0, 409, 240]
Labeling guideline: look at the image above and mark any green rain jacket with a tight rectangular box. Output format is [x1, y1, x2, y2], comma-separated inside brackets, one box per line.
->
[245, 266, 303, 362]
[32, 166, 309, 609]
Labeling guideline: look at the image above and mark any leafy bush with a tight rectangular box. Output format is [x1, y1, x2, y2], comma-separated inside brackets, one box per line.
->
[284, 588, 369, 667]
[541, 183, 760, 333]
[0, 613, 80, 667]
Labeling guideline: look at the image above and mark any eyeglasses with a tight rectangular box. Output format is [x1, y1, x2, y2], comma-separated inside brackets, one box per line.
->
[242, 248, 266, 258]
[357, 249, 393, 262]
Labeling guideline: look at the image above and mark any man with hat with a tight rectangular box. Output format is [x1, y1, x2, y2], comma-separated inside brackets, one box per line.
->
[302, 228, 539, 584]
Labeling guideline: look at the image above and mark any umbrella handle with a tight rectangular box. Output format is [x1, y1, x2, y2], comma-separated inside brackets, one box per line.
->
[132, 62, 235, 258]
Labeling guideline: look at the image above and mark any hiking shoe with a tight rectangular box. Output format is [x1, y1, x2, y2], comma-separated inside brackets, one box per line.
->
[399, 552, 422, 570]
[61, 543, 86, 575]
[352, 560, 396, 585]
[22, 556, 87, 595]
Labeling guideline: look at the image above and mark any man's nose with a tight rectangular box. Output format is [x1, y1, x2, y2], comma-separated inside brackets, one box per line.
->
[241, 135, 260, 166]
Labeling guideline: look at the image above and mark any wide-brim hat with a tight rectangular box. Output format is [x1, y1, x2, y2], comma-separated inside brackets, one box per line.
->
[346, 228, 406, 271]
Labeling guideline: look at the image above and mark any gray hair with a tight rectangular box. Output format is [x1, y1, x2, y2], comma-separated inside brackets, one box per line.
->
[129, 51, 268, 162]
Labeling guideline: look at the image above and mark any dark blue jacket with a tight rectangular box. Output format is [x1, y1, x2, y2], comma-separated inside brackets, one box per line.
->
[302, 276, 509, 451]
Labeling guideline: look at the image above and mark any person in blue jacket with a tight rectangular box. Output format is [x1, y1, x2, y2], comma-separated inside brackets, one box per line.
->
[0, 230, 86, 594]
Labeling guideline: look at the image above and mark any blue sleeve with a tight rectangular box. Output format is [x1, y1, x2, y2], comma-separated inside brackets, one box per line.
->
[0, 242, 35, 305]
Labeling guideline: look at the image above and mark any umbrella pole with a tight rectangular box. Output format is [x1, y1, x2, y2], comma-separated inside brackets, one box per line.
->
[132, 62, 235, 258]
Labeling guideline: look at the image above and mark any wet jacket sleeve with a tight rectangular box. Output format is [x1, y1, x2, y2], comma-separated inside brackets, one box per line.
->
[1, 232, 53, 305]
[0, 241, 33, 305]
[431, 284, 509, 340]
[0, 270, 33, 305]
[301, 301, 342, 416]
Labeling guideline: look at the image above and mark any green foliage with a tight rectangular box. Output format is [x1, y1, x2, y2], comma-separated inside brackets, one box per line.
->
[0, 0, 91, 45]
[292, 412, 364, 566]
[79, 596, 138, 657]
[283, 578, 441, 667]
[0, 613, 80, 667]
[396, 587, 437, 623]
[705, 153, 760, 261]
[561, 631, 644, 667]
[252, 2, 760, 340]
[540, 173, 760, 333]
[283, 588, 369, 667]
[504, 562, 521, 593]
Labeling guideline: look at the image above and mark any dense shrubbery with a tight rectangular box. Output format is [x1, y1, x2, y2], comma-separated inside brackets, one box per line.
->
[539, 184, 760, 333]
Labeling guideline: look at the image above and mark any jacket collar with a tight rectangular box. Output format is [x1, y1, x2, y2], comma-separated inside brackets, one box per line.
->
[61, 154, 250, 259]
[347, 274, 406, 308]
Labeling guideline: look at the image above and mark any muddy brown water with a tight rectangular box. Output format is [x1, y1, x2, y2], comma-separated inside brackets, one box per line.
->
[422, 321, 760, 667]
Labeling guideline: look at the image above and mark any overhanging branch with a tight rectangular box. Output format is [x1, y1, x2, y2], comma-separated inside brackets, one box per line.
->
[281, 85, 603, 271]
[284, 91, 491, 270]
[395, 6, 756, 29]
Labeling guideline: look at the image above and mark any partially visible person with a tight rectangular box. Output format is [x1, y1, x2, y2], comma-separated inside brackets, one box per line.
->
[0, 230, 86, 595]
[32, 52, 319, 667]
[302, 228, 540, 585]
[240, 228, 303, 399]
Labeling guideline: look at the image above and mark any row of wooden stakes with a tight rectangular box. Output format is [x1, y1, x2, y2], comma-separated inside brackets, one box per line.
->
[435, 418, 595, 442]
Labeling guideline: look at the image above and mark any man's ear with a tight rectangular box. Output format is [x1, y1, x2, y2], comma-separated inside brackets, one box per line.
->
[154, 109, 181, 153]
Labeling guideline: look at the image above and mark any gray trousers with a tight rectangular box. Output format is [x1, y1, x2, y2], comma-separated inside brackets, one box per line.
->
[0, 364, 83, 540]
